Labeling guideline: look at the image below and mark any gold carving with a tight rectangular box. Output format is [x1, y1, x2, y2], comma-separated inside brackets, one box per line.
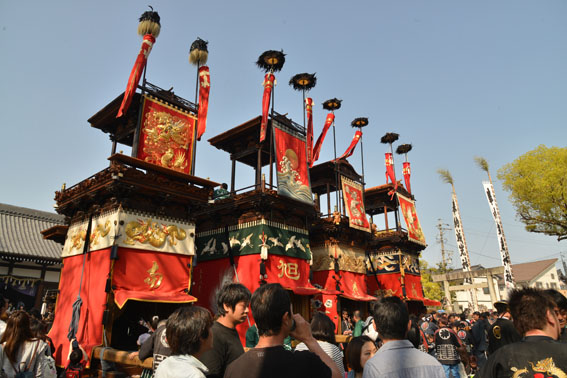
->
[277, 260, 300, 280]
[69, 228, 86, 251]
[90, 220, 111, 246]
[144, 261, 163, 289]
[142, 108, 191, 172]
[125, 219, 187, 248]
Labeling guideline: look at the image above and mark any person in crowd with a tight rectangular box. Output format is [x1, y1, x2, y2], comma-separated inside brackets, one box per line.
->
[407, 315, 427, 353]
[434, 317, 464, 378]
[295, 312, 345, 376]
[245, 323, 259, 348]
[134, 319, 171, 375]
[487, 301, 521, 355]
[470, 311, 489, 370]
[154, 306, 213, 378]
[544, 288, 567, 343]
[0, 294, 8, 338]
[0, 310, 51, 377]
[345, 336, 377, 378]
[341, 310, 353, 335]
[352, 311, 365, 337]
[62, 338, 88, 377]
[199, 283, 251, 378]
[363, 296, 445, 378]
[213, 183, 230, 201]
[224, 283, 341, 378]
[477, 287, 567, 377]
[29, 316, 55, 357]
[138, 316, 159, 348]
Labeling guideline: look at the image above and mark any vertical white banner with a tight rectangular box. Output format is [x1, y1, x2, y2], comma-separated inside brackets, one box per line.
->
[483, 181, 515, 290]
[451, 192, 479, 310]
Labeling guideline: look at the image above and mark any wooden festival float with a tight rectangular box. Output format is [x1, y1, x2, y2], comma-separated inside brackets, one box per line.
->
[44, 9, 439, 375]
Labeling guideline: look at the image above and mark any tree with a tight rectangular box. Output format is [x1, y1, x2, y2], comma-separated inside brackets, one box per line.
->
[497, 145, 567, 241]
[420, 259, 444, 303]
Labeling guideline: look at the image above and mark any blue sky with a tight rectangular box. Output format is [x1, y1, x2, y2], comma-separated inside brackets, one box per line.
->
[1, 1, 566, 271]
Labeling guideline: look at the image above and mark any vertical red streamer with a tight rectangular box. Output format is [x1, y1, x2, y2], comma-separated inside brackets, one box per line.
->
[385, 153, 398, 191]
[197, 66, 210, 140]
[260, 73, 275, 142]
[311, 113, 334, 166]
[403, 161, 411, 194]
[117, 34, 155, 118]
[305, 97, 314, 166]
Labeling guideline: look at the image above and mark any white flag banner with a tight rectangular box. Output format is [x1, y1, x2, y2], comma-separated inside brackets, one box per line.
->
[483, 181, 515, 289]
[452, 192, 479, 310]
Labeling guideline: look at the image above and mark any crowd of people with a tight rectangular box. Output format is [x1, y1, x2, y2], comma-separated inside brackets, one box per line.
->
[130, 284, 566, 378]
[1, 285, 566, 377]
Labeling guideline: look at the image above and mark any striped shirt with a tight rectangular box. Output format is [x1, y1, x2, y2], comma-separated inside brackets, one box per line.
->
[294, 340, 345, 377]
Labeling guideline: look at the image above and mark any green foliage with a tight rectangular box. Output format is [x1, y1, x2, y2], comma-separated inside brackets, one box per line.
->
[497, 145, 567, 241]
[420, 259, 444, 302]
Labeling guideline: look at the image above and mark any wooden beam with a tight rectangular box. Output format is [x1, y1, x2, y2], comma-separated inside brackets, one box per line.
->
[448, 283, 487, 291]
[432, 266, 504, 282]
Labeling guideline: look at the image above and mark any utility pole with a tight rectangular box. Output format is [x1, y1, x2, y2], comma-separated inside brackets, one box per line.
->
[561, 252, 567, 277]
[436, 219, 452, 271]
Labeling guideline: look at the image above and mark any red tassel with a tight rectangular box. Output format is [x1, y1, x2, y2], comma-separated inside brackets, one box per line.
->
[197, 66, 210, 141]
[312, 113, 334, 166]
[403, 161, 411, 194]
[305, 97, 314, 166]
[260, 73, 275, 142]
[117, 34, 155, 118]
[335, 130, 362, 161]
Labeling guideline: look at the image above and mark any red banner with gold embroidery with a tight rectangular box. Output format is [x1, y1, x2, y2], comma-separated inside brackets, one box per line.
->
[336, 130, 362, 161]
[112, 247, 196, 309]
[311, 113, 334, 166]
[260, 73, 275, 143]
[136, 95, 196, 174]
[197, 66, 210, 141]
[366, 272, 404, 298]
[305, 97, 314, 166]
[117, 34, 155, 118]
[397, 193, 426, 245]
[274, 121, 313, 204]
[403, 161, 411, 194]
[341, 176, 370, 232]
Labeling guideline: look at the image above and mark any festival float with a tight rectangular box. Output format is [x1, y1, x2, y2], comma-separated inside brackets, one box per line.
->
[45, 8, 440, 374]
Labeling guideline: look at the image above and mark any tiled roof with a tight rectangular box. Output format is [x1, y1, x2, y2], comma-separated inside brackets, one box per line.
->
[511, 258, 558, 284]
[0, 203, 66, 264]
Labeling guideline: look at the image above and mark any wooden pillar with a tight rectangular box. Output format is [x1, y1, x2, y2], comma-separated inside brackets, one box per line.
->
[230, 157, 236, 194]
[326, 183, 331, 215]
[443, 280, 452, 307]
[486, 271, 497, 305]
[384, 207, 389, 231]
[256, 147, 262, 188]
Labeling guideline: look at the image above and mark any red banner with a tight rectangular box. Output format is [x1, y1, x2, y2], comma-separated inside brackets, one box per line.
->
[48, 250, 111, 367]
[117, 34, 155, 118]
[274, 124, 313, 204]
[112, 247, 196, 309]
[385, 152, 397, 191]
[312, 113, 334, 166]
[403, 161, 411, 194]
[260, 73, 275, 142]
[336, 130, 362, 161]
[397, 193, 426, 245]
[404, 274, 425, 301]
[341, 176, 371, 232]
[366, 272, 404, 298]
[305, 97, 314, 167]
[136, 95, 196, 174]
[197, 66, 210, 141]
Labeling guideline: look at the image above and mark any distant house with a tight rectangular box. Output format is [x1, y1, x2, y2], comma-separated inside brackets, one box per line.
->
[453, 258, 564, 311]
[0, 203, 65, 310]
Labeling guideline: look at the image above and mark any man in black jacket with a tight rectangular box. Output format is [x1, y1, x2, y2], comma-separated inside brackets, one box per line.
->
[487, 301, 521, 355]
[478, 287, 567, 377]
[470, 311, 489, 370]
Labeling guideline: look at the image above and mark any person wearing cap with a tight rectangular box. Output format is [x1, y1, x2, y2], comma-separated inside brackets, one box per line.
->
[477, 287, 567, 377]
[487, 301, 521, 355]
[434, 317, 464, 378]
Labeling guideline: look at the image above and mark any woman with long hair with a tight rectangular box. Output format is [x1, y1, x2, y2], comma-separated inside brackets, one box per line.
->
[345, 336, 377, 378]
[1, 310, 49, 377]
[294, 312, 345, 376]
